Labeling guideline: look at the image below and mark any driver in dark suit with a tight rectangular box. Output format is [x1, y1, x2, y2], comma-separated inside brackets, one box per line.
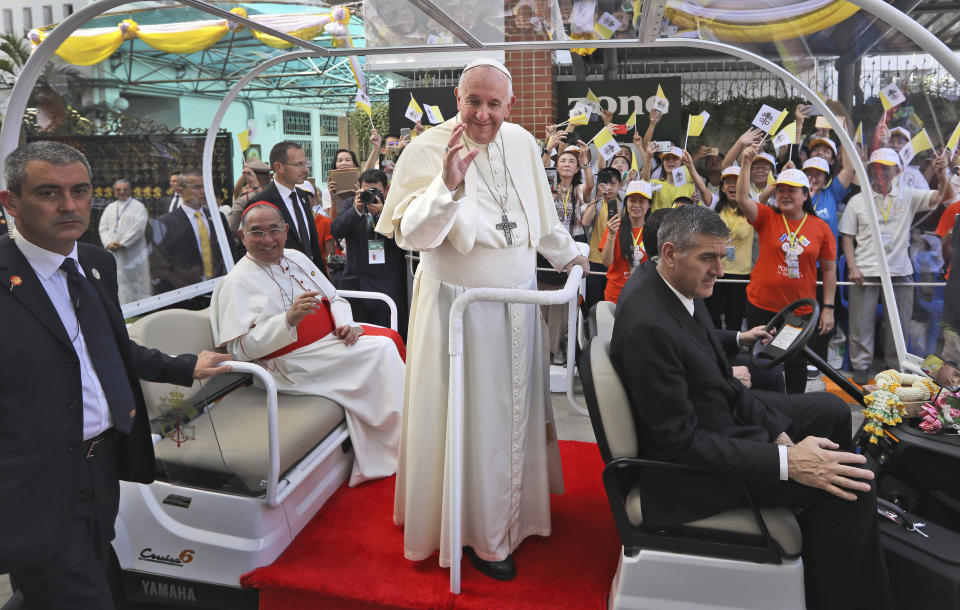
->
[0, 142, 231, 608]
[610, 205, 892, 610]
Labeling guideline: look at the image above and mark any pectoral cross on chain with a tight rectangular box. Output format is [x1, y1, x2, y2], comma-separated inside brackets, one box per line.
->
[496, 213, 518, 246]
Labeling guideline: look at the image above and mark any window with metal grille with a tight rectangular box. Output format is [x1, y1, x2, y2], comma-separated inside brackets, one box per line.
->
[283, 110, 312, 135]
[290, 139, 313, 160]
[320, 141, 339, 176]
[319, 115, 339, 137]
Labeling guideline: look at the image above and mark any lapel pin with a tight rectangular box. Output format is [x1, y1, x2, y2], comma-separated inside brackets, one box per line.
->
[91, 268, 101, 280]
[129, 409, 136, 418]
[9, 275, 22, 292]
[311, 271, 316, 276]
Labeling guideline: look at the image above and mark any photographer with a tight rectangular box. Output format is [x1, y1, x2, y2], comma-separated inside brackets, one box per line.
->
[331, 169, 408, 338]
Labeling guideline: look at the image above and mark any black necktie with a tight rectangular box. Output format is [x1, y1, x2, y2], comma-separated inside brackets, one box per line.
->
[60, 259, 136, 434]
[290, 191, 309, 248]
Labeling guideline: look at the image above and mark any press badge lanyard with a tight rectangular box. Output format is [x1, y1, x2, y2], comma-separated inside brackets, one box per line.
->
[367, 214, 385, 265]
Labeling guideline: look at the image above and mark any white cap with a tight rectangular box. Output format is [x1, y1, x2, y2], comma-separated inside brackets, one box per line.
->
[776, 168, 810, 189]
[296, 181, 316, 194]
[808, 137, 838, 156]
[662, 146, 683, 159]
[868, 147, 903, 168]
[889, 126, 911, 141]
[624, 180, 653, 200]
[462, 58, 512, 79]
[721, 166, 741, 179]
[755, 152, 776, 168]
[802, 157, 830, 174]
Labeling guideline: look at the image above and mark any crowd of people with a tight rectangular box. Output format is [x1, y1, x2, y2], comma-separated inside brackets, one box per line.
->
[6, 50, 960, 609]
[539, 102, 959, 386]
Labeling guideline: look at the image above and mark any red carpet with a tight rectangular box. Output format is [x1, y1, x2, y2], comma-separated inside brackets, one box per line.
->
[242, 441, 620, 609]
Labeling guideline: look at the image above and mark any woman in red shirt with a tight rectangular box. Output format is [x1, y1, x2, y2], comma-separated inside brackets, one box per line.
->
[601, 180, 651, 302]
[736, 147, 836, 393]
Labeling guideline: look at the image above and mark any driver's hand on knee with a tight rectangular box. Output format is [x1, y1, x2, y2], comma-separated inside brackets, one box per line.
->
[732, 365, 752, 388]
[787, 436, 873, 501]
[739, 325, 774, 348]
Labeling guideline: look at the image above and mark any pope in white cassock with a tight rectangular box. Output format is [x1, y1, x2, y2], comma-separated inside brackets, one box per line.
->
[376, 58, 589, 580]
[97, 179, 150, 303]
[211, 202, 404, 487]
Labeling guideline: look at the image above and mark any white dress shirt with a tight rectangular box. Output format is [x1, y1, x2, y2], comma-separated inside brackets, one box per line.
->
[658, 269, 788, 480]
[13, 230, 113, 440]
[274, 181, 310, 237]
[167, 192, 182, 213]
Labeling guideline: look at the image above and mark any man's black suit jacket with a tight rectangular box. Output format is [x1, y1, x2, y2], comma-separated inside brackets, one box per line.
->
[249, 181, 325, 271]
[150, 205, 238, 294]
[330, 201, 408, 333]
[609, 270, 791, 526]
[0, 235, 196, 572]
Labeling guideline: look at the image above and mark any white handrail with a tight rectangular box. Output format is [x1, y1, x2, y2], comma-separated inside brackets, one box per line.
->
[215, 361, 282, 507]
[337, 289, 399, 331]
[446, 264, 584, 594]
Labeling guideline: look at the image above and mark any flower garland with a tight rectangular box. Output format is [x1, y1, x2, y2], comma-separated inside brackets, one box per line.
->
[862, 369, 941, 444]
[918, 390, 960, 434]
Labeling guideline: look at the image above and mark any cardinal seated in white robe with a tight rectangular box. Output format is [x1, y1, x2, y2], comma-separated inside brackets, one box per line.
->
[210, 247, 404, 486]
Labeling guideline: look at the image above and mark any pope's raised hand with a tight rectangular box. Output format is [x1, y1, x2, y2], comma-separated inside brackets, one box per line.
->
[443, 123, 481, 191]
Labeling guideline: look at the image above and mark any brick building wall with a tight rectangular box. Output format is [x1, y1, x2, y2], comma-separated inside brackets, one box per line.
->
[503, 0, 557, 142]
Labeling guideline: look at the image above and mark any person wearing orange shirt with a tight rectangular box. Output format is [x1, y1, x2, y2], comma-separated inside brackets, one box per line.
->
[737, 147, 836, 393]
[936, 198, 960, 280]
[600, 180, 652, 303]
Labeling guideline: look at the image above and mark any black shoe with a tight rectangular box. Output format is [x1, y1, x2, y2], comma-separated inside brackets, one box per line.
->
[464, 546, 516, 581]
[852, 369, 869, 385]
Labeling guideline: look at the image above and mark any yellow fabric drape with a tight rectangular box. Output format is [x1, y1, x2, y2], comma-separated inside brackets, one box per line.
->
[137, 25, 230, 54]
[665, 1, 859, 43]
[30, 10, 346, 66]
[47, 30, 125, 66]
[252, 25, 325, 49]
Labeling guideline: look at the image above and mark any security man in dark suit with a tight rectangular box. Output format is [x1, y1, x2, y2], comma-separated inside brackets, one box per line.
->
[331, 168, 408, 338]
[247, 142, 327, 273]
[150, 168, 239, 298]
[610, 205, 892, 609]
[0, 141, 231, 609]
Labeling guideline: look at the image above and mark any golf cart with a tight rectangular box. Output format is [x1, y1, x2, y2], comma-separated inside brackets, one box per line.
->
[581, 298, 960, 610]
[109, 290, 395, 608]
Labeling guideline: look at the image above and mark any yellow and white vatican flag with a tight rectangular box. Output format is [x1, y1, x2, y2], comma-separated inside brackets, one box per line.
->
[879, 82, 906, 111]
[424, 104, 444, 124]
[592, 126, 622, 161]
[772, 121, 797, 150]
[405, 94, 423, 123]
[899, 128, 933, 166]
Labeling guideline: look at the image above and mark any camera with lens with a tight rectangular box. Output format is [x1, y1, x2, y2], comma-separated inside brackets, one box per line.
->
[357, 187, 384, 213]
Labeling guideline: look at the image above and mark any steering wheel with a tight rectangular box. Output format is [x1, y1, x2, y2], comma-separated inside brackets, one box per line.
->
[750, 298, 821, 369]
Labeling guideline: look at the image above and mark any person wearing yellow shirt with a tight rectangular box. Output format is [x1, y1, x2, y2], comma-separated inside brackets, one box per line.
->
[640, 144, 713, 211]
[705, 166, 755, 331]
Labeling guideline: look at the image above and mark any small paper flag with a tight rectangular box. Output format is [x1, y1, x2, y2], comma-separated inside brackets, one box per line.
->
[424, 104, 444, 124]
[625, 111, 636, 130]
[770, 109, 789, 135]
[946, 120, 960, 154]
[567, 113, 589, 126]
[632, 0, 641, 27]
[587, 89, 603, 114]
[405, 94, 423, 123]
[354, 90, 372, 117]
[593, 127, 622, 161]
[772, 121, 797, 149]
[879, 82, 906, 111]
[631, 151, 638, 172]
[656, 85, 667, 101]
[594, 12, 618, 39]
[751, 104, 782, 134]
[686, 111, 710, 138]
[854, 122, 864, 148]
[911, 128, 934, 155]
[237, 130, 250, 152]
